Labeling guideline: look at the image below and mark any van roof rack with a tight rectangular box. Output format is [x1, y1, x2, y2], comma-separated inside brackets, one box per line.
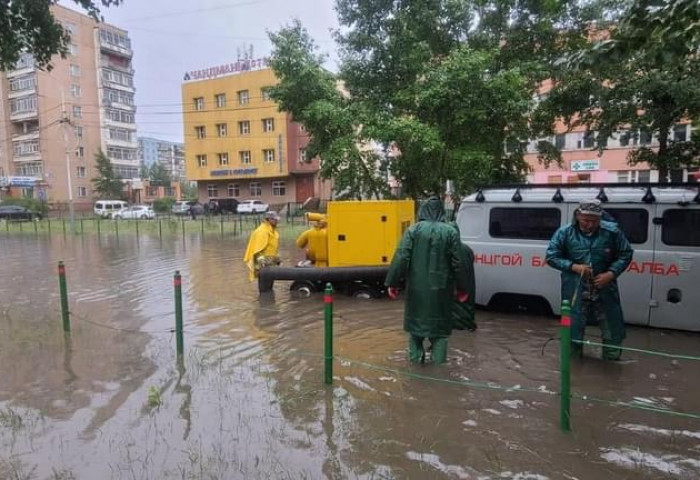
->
[476, 182, 699, 190]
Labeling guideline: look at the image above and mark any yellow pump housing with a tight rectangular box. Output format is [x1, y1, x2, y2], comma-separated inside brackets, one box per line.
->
[326, 200, 415, 267]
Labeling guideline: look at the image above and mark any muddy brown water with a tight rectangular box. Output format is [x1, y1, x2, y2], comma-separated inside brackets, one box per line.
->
[1, 233, 699, 479]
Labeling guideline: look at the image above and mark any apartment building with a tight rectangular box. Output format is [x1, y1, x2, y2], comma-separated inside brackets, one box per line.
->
[0, 5, 137, 209]
[181, 62, 327, 205]
[139, 137, 185, 181]
[525, 82, 696, 184]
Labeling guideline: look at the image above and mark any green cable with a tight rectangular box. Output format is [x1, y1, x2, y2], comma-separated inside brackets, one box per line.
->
[571, 339, 700, 362]
[572, 393, 700, 421]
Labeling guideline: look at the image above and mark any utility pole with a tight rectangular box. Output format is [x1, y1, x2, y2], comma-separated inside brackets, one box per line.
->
[60, 91, 75, 231]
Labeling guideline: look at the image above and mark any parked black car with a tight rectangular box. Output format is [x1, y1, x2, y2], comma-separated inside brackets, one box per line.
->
[0, 205, 42, 221]
[207, 198, 239, 214]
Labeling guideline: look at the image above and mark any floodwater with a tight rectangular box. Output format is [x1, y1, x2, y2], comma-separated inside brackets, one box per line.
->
[1, 231, 700, 480]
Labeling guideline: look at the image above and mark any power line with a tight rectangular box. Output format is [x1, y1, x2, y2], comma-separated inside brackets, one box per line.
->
[117, 0, 273, 23]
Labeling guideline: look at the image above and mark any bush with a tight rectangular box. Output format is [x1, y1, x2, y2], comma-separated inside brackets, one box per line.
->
[0, 197, 49, 215]
[153, 196, 176, 213]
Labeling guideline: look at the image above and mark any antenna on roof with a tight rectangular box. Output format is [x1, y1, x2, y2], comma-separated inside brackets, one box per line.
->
[475, 189, 485, 203]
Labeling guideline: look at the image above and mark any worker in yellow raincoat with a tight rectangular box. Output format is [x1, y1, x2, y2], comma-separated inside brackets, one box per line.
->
[295, 215, 328, 267]
[243, 211, 281, 281]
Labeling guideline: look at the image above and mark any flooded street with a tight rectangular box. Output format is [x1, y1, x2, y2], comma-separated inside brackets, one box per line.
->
[1, 232, 700, 479]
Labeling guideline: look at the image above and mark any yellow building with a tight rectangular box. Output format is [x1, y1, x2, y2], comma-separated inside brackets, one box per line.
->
[181, 64, 327, 206]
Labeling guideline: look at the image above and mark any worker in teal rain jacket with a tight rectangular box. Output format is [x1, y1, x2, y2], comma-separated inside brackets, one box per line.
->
[385, 197, 469, 364]
[545, 199, 633, 360]
[449, 222, 477, 331]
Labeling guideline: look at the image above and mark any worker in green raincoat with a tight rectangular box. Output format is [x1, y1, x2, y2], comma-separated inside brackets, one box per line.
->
[385, 197, 469, 364]
[449, 222, 476, 331]
[546, 199, 633, 360]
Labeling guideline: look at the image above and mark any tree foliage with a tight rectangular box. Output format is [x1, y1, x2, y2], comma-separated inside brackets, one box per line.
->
[540, 0, 700, 181]
[146, 162, 172, 187]
[0, 1, 121, 71]
[91, 150, 124, 199]
[269, 1, 613, 199]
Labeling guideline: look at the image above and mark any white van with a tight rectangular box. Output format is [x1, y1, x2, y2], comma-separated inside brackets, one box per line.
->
[456, 185, 700, 332]
[94, 200, 128, 218]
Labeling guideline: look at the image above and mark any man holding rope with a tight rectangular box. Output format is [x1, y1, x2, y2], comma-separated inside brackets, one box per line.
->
[546, 199, 634, 361]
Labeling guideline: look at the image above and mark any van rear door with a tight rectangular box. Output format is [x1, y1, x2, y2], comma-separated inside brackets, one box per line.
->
[604, 206, 653, 327]
[649, 206, 700, 331]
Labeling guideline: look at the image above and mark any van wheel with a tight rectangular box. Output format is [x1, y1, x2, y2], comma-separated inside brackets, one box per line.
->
[113, 215, 122, 220]
[290, 281, 317, 298]
[140, 214, 148, 219]
[352, 288, 375, 300]
[487, 293, 553, 316]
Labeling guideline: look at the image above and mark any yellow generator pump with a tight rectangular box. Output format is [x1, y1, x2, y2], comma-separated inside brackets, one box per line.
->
[326, 200, 415, 267]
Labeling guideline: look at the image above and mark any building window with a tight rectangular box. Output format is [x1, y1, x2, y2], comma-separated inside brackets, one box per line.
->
[104, 88, 134, 106]
[263, 149, 275, 163]
[262, 118, 275, 132]
[580, 131, 595, 149]
[70, 84, 81, 98]
[10, 95, 37, 114]
[70, 64, 80, 77]
[272, 181, 286, 196]
[215, 93, 226, 108]
[77, 186, 87, 197]
[74, 126, 83, 139]
[617, 170, 651, 183]
[489, 207, 561, 240]
[13, 140, 39, 157]
[76, 146, 84, 158]
[194, 97, 204, 111]
[102, 68, 133, 87]
[261, 87, 272, 101]
[238, 121, 250, 135]
[63, 22, 77, 36]
[299, 148, 308, 163]
[77, 166, 87, 178]
[639, 130, 652, 145]
[673, 124, 688, 142]
[9, 75, 36, 92]
[218, 152, 229, 166]
[227, 183, 239, 197]
[217, 123, 227, 137]
[107, 146, 136, 160]
[237, 90, 249, 105]
[195, 126, 206, 139]
[249, 182, 262, 197]
[196, 154, 207, 167]
[239, 151, 251, 164]
[106, 108, 134, 123]
[207, 184, 219, 198]
[554, 134, 566, 150]
[69, 43, 78, 55]
[109, 128, 132, 142]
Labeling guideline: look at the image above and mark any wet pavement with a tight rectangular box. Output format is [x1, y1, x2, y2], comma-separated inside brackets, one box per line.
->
[1, 232, 700, 479]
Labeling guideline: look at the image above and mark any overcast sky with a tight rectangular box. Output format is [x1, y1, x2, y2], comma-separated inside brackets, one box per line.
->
[61, 0, 339, 142]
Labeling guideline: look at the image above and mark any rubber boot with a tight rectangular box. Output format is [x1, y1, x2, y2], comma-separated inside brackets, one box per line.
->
[571, 341, 583, 358]
[408, 335, 425, 364]
[430, 337, 448, 365]
[602, 343, 622, 361]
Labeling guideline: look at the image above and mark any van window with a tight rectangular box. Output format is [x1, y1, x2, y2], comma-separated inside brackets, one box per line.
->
[605, 208, 649, 244]
[489, 207, 561, 240]
[662, 209, 700, 247]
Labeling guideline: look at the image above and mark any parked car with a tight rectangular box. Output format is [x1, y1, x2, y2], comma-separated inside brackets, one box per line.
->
[237, 199, 269, 214]
[207, 198, 239, 214]
[112, 205, 156, 220]
[172, 200, 204, 215]
[0, 205, 42, 221]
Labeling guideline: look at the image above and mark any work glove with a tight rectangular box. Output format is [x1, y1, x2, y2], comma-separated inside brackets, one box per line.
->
[456, 290, 469, 303]
[387, 286, 399, 300]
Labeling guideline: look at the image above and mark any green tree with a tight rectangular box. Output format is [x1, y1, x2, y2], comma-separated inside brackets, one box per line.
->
[91, 149, 124, 199]
[269, 1, 613, 199]
[147, 162, 172, 187]
[540, 0, 700, 181]
[0, 1, 121, 71]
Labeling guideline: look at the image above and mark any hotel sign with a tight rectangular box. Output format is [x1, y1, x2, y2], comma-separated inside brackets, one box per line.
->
[0, 176, 39, 187]
[183, 58, 269, 82]
[211, 168, 258, 177]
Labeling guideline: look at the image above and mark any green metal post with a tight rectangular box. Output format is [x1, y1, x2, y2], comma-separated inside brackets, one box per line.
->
[201, 218, 204, 236]
[19, 221, 22, 233]
[34, 219, 38, 234]
[80, 218, 84, 235]
[48, 218, 51, 236]
[97, 218, 101, 237]
[174, 271, 184, 357]
[159, 219, 162, 239]
[220, 214, 224, 237]
[324, 283, 334, 385]
[135, 219, 140, 238]
[62, 219, 66, 235]
[560, 299, 572, 432]
[58, 261, 70, 332]
[181, 217, 185, 239]
[115, 218, 119, 237]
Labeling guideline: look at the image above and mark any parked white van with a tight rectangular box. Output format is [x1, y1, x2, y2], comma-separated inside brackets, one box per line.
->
[94, 200, 128, 218]
[456, 184, 700, 332]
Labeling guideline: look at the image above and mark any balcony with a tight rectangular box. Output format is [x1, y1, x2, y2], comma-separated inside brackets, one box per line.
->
[99, 36, 133, 58]
[7, 54, 36, 79]
[100, 55, 134, 74]
[10, 109, 38, 122]
[102, 98, 136, 111]
[11, 130, 40, 142]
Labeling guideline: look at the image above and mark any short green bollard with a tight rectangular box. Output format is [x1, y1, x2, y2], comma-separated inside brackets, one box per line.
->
[58, 261, 70, 332]
[560, 299, 572, 432]
[174, 271, 184, 357]
[324, 283, 334, 385]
